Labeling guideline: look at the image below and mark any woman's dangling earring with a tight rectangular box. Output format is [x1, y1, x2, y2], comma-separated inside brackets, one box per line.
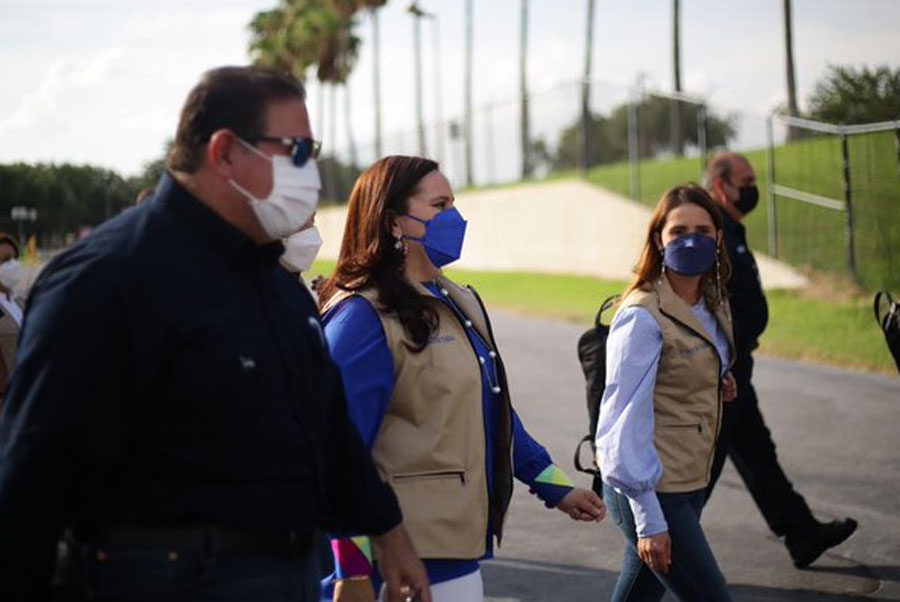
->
[715, 251, 724, 305]
[394, 235, 408, 256]
[659, 248, 667, 277]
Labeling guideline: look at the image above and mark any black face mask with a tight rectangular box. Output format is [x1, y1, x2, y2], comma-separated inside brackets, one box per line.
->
[734, 185, 759, 215]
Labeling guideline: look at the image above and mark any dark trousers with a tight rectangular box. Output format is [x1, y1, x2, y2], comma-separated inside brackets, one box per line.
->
[706, 353, 816, 538]
[602, 484, 731, 602]
[56, 533, 320, 602]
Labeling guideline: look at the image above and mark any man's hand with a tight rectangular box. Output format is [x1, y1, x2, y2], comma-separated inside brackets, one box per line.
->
[556, 487, 606, 522]
[722, 371, 738, 402]
[333, 577, 376, 602]
[638, 532, 671, 573]
[371, 525, 431, 602]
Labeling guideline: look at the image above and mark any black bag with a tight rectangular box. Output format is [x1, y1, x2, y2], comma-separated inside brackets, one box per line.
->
[573, 295, 618, 478]
[874, 291, 900, 374]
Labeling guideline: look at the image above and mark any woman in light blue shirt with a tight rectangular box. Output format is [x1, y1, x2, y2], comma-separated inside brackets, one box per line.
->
[596, 185, 737, 601]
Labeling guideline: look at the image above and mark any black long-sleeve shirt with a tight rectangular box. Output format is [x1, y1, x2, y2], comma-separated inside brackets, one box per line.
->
[0, 173, 400, 596]
[723, 214, 769, 372]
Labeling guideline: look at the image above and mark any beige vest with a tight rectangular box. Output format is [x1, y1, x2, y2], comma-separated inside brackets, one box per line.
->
[622, 278, 734, 492]
[324, 274, 513, 559]
[0, 311, 19, 388]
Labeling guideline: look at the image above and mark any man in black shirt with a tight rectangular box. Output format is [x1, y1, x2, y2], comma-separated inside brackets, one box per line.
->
[0, 66, 430, 602]
[704, 151, 857, 568]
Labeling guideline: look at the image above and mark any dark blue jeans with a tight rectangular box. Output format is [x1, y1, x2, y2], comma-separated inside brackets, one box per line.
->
[59, 540, 320, 601]
[603, 484, 731, 602]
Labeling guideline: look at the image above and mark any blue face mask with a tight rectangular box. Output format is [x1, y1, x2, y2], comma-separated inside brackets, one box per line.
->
[663, 233, 717, 276]
[403, 207, 468, 268]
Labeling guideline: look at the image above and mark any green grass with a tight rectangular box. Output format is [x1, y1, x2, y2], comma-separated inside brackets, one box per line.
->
[584, 132, 900, 292]
[309, 261, 897, 374]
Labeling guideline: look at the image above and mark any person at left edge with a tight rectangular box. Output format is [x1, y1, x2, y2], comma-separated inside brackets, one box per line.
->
[318, 156, 606, 602]
[0, 233, 22, 403]
[282, 212, 326, 300]
[0, 66, 430, 602]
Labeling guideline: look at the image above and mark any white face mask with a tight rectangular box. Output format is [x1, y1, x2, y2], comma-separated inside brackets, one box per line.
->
[281, 226, 323, 273]
[0, 259, 22, 292]
[229, 139, 321, 240]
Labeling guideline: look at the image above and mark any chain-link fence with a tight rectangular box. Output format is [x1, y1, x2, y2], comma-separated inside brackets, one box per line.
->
[319, 76, 765, 198]
[317, 78, 899, 290]
[766, 114, 900, 290]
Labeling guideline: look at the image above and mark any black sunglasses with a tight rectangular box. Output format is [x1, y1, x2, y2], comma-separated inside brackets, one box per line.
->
[245, 135, 322, 167]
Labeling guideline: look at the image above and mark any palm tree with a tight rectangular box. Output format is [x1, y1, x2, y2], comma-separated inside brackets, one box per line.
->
[783, 0, 800, 139]
[356, 0, 388, 158]
[519, 0, 532, 179]
[464, 0, 474, 187]
[250, 0, 360, 200]
[670, 0, 683, 156]
[580, 0, 595, 173]
[409, 3, 428, 156]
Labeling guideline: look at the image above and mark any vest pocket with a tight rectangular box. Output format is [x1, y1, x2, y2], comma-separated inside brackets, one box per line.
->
[392, 469, 466, 484]
[655, 422, 707, 488]
[659, 423, 702, 432]
[389, 467, 486, 558]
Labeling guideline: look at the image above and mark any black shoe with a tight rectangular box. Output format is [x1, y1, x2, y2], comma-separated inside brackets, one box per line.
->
[786, 518, 858, 569]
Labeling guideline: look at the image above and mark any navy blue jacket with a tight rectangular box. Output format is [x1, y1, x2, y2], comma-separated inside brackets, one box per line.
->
[0, 173, 400, 597]
[723, 214, 768, 369]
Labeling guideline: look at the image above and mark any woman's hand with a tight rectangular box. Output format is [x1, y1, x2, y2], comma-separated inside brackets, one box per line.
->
[638, 532, 671, 573]
[333, 577, 376, 602]
[722, 371, 738, 402]
[556, 487, 606, 521]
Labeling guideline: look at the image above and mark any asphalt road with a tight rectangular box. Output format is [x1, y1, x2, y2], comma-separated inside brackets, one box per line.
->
[483, 310, 900, 601]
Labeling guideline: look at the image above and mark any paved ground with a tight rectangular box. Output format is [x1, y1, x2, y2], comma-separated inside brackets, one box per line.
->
[316, 179, 809, 290]
[483, 310, 900, 601]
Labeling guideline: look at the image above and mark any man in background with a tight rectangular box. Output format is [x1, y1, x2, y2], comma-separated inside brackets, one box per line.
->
[705, 151, 857, 569]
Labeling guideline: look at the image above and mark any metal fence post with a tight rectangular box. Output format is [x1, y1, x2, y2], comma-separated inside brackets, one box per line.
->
[841, 132, 857, 282]
[766, 115, 778, 258]
[895, 125, 900, 180]
[697, 103, 707, 181]
[628, 98, 640, 201]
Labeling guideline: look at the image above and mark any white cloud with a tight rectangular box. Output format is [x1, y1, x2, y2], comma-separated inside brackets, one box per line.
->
[76, 46, 127, 86]
[0, 48, 129, 134]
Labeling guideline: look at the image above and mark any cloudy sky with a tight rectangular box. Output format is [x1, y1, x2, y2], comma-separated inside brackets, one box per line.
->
[1, 0, 897, 178]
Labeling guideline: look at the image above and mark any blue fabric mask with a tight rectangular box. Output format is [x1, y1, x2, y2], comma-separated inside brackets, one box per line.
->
[663, 233, 717, 276]
[403, 207, 467, 268]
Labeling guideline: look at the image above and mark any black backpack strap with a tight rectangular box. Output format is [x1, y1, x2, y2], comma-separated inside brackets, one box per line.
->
[875, 290, 894, 329]
[596, 295, 618, 327]
[573, 434, 601, 477]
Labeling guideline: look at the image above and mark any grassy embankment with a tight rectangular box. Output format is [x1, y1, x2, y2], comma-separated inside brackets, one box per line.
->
[309, 261, 896, 374]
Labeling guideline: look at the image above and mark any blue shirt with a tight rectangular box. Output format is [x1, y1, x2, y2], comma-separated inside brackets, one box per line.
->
[595, 302, 730, 537]
[322, 283, 573, 589]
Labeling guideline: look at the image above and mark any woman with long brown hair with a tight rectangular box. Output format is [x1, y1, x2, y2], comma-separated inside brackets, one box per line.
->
[318, 156, 605, 602]
[595, 185, 737, 601]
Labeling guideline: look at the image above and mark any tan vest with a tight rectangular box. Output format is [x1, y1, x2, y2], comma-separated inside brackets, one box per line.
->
[622, 278, 734, 492]
[324, 274, 514, 559]
[0, 311, 19, 387]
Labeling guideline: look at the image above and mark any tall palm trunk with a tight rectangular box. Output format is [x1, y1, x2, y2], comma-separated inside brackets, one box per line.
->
[670, 0, 683, 156]
[580, 0, 595, 173]
[344, 83, 357, 167]
[519, 0, 531, 178]
[326, 83, 339, 199]
[413, 11, 426, 156]
[783, 0, 800, 139]
[370, 7, 383, 158]
[317, 82, 325, 147]
[464, 0, 473, 187]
